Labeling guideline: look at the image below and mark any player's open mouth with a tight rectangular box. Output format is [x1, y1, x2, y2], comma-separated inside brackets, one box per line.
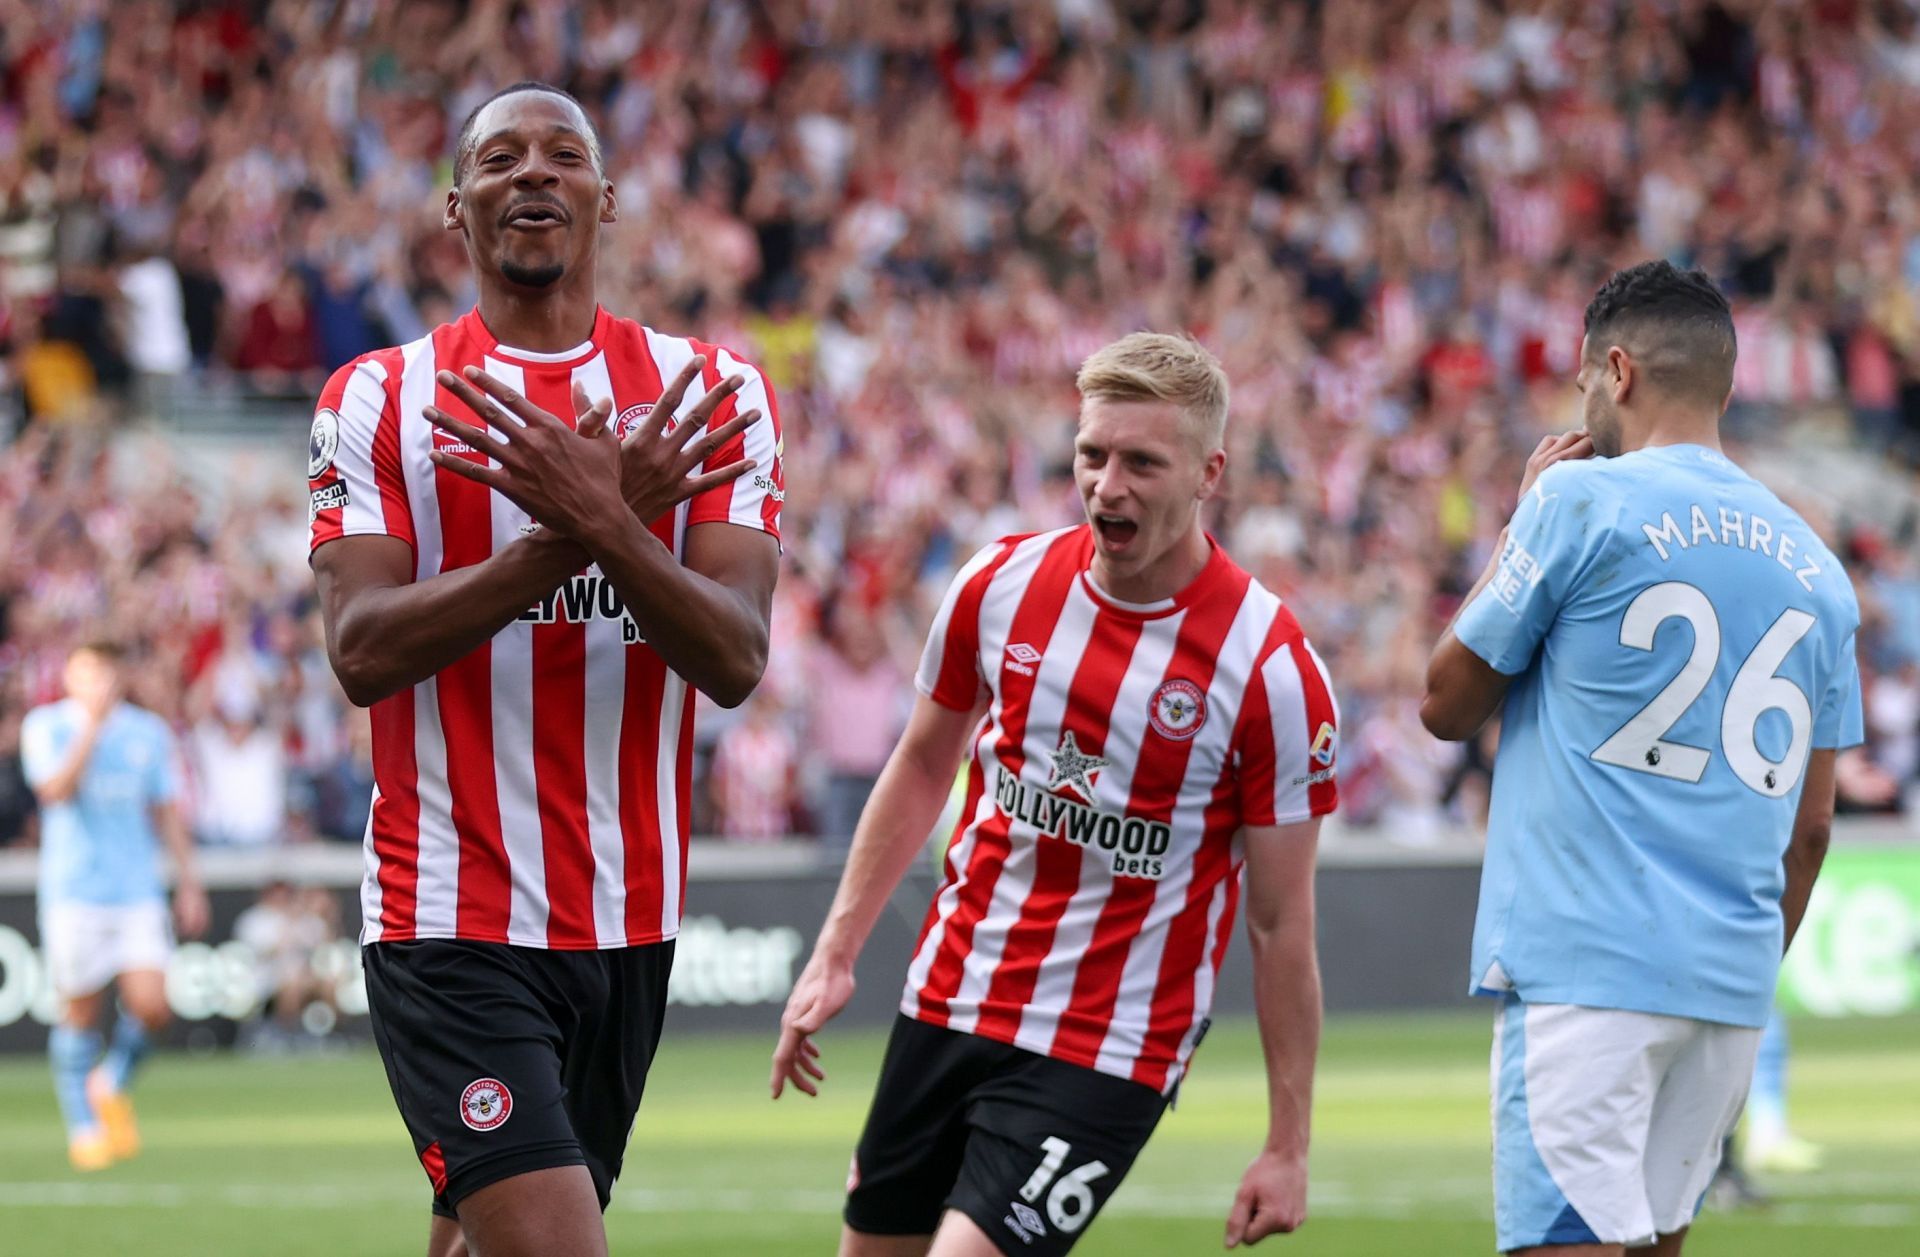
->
[505, 205, 567, 230]
[1094, 514, 1138, 547]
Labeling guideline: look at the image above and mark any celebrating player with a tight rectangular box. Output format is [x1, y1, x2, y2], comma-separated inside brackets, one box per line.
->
[22, 640, 208, 1171]
[309, 83, 782, 1257]
[1422, 261, 1863, 1257]
[772, 333, 1339, 1256]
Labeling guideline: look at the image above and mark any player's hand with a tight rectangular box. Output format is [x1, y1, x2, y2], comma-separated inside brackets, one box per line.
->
[610, 357, 761, 524]
[76, 675, 121, 724]
[1224, 1148, 1308, 1247]
[1515, 429, 1594, 507]
[426, 366, 626, 542]
[173, 877, 211, 940]
[770, 952, 855, 1099]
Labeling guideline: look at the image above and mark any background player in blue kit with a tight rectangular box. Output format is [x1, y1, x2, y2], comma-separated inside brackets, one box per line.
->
[1421, 262, 1864, 1256]
[21, 641, 208, 1171]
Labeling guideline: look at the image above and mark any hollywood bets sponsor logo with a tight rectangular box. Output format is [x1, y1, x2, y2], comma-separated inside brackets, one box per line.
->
[459, 1078, 512, 1132]
[1148, 678, 1206, 741]
[994, 733, 1171, 880]
[519, 567, 644, 643]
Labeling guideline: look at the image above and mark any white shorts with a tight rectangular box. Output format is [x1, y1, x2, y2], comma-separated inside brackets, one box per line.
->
[1490, 994, 1761, 1252]
[40, 900, 174, 1000]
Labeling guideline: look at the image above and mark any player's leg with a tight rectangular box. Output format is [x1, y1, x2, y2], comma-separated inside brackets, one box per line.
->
[449, 1166, 608, 1257]
[554, 941, 675, 1217]
[426, 1214, 466, 1257]
[1489, 995, 1681, 1254]
[49, 987, 110, 1169]
[1639, 1018, 1762, 1255]
[1627, 1230, 1687, 1256]
[925, 1210, 1016, 1256]
[41, 901, 115, 1169]
[362, 940, 605, 1257]
[1742, 1007, 1818, 1172]
[839, 1232, 933, 1257]
[840, 1017, 990, 1255]
[85, 902, 176, 1160]
[941, 1041, 1167, 1256]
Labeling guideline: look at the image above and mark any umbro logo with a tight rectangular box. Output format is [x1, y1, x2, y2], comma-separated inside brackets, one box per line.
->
[1004, 1200, 1046, 1244]
[1006, 642, 1042, 677]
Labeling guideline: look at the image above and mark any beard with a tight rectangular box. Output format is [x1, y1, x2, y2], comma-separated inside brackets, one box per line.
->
[1585, 400, 1622, 458]
[500, 256, 566, 288]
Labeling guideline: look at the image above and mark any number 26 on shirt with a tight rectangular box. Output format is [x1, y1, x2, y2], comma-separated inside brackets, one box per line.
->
[1591, 580, 1815, 798]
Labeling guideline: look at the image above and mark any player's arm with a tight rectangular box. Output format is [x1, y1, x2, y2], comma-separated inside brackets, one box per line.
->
[1781, 749, 1837, 952]
[313, 531, 601, 707]
[428, 365, 774, 707]
[1225, 818, 1322, 1248]
[770, 692, 984, 1098]
[153, 797, 209, 939]
[1423, 431, 1595, 741]
[23, 706, 109, 804]
[570, 518, 777, 708]
[1421, 555, 1516, 741]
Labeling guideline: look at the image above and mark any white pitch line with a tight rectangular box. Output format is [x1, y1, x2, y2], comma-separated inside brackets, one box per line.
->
[0, 1181, 1911, 1231]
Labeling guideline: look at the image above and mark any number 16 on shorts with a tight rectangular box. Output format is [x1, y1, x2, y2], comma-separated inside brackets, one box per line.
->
[1008, 1137, 1109, 1244]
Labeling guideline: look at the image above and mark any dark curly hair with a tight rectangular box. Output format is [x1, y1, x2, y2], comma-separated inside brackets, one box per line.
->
[1582, 260, 1736, 405]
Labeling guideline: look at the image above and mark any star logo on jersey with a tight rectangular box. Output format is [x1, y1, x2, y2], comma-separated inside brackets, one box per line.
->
[1045, 731, 1107, 802]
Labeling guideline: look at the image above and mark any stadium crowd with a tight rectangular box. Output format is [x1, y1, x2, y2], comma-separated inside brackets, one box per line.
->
[2, 0, 1919, 848]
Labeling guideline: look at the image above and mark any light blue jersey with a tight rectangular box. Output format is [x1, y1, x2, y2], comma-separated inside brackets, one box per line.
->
[1455, 444, 1864, 1028]
[20, 700, 180, 907]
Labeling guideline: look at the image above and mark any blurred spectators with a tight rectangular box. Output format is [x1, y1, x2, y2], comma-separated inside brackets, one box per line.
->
[232, 879, 344, 1050]
[0, 0, 1918, 846]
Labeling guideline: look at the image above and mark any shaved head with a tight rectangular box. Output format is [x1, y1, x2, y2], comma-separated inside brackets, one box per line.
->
[453, 82, 603, 185]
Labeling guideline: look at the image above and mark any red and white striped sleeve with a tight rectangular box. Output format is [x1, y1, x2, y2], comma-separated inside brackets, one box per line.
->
[685, 345, 783, 543]
[913, 540, 1011, 713]
[307, 355, 413, 555]
[1235, 633, 1341, 826]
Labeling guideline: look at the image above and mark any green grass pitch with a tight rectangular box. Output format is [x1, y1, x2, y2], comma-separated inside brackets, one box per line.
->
[0, 1011, 1913, 1255]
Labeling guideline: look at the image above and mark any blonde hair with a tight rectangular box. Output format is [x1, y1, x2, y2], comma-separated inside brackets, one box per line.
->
[1075, 332, 1230, 452]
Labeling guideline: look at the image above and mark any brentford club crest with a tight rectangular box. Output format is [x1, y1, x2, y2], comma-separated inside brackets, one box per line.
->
[1149, 679, 1206, 741]
[613, 402, 656, 439]
[460, 1078, 513, 1132]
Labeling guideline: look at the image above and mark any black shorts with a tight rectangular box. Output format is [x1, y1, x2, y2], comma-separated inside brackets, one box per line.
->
[845, 1015, 1168, 1257]
[362, 938, 673, 1218]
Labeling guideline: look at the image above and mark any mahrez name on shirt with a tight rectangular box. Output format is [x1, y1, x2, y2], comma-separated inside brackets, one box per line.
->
[1639, 505, 1826, 591]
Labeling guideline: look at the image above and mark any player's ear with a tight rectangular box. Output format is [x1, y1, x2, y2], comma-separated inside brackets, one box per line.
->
[600, 178, 617, 225]
[1196, 447, 1227, 502]
[1608, 345, 1632, 404]
[445, 187, 463, 233]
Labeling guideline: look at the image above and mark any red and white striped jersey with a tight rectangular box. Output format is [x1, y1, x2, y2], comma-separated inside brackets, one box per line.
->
[903, 526, 1339, 1094]
[306, 306, 783, 950]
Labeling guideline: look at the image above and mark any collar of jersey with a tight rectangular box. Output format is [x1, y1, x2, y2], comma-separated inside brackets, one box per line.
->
[1076, 533, 1227, 620]
[464, 305, 609, 369]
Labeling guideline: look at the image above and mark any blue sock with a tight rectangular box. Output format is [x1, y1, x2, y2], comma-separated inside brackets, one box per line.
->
[101, 1012, 151, 1094]
[48, 1025, 102, 1137]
